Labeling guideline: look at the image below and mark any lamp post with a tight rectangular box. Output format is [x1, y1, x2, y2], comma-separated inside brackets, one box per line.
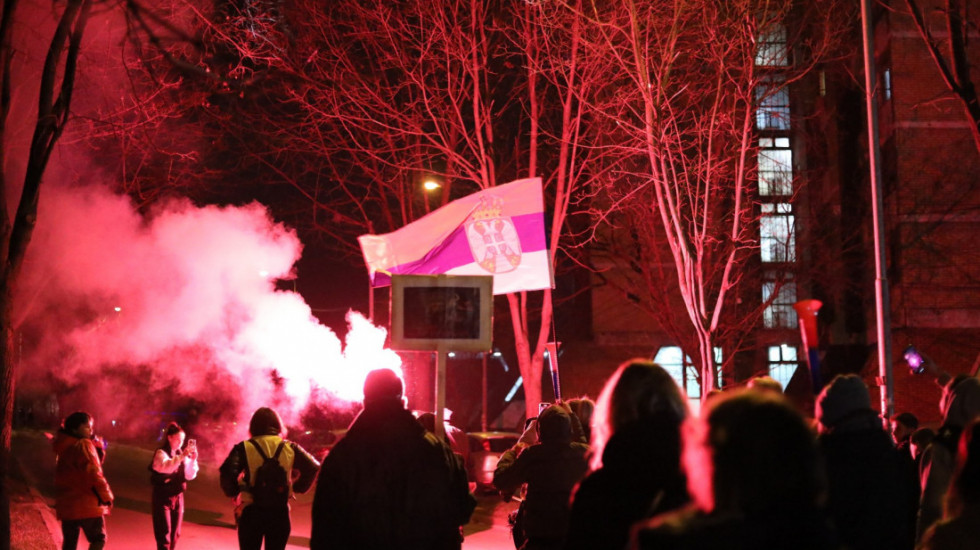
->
[422, 179, 441, 214]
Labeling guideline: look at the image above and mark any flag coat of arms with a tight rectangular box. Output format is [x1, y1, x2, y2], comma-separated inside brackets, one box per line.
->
[358, 177, 552, 295]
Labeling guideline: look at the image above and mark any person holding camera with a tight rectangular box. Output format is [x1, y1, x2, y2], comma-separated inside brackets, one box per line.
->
[150, 422, 199, 550]
[53, 411, 113, 550]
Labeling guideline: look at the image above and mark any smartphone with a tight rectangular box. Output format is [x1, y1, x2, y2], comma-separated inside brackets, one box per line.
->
[187, 438, 197, 449]
[538, 402, 551, 415]
[903, 345, 925, 374]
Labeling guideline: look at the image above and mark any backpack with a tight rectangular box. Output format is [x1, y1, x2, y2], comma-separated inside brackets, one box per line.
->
[248, 439, 289, 507]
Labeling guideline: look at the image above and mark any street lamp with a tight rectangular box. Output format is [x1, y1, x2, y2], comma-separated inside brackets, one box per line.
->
[422, 178, 441, 213]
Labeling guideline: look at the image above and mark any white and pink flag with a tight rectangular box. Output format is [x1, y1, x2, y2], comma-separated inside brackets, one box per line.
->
[358, 177, 553, 295]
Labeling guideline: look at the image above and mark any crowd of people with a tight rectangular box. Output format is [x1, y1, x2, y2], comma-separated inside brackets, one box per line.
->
[49, 357, 980, 550]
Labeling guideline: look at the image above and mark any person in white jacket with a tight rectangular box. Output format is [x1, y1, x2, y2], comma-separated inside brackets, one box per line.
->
[150, 422, 199, 550]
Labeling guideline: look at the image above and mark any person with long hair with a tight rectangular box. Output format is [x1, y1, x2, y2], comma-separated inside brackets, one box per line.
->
[149, 422, 199, 550]
[631, 390, 839, 550]
[565, 359, 689, 550]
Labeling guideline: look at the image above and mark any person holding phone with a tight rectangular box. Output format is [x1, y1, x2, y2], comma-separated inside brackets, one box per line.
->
[150, 422, 199, 550]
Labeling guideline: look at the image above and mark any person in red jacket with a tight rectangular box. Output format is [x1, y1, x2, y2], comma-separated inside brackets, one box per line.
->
[53, 411, 114, 550]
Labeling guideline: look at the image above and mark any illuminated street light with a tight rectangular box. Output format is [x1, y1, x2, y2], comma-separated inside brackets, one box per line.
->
[422, 178, 441, 213]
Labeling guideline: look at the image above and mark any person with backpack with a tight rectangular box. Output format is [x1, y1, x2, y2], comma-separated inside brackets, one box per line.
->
[310, 368, 476, 550]
[219, 407, 320, 550]
[149, 422, 199, 550]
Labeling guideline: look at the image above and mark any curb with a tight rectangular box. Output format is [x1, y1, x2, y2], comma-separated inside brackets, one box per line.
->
[11, 436, 62, 547]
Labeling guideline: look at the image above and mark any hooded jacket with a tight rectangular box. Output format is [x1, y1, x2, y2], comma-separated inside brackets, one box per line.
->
[53, 430, 113, 521]
[310, 399, 475, 550]
[918, 376, 980, 540]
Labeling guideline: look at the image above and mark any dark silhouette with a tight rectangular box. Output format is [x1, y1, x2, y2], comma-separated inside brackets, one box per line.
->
[916, 357, 980, 541]
[912, 427, 937, 469]
[565, 360, 689, 550]
[494, 404, 589, 550]
[219, 407, 320, 550]
[892, 412, 920, 457]
[310, 368, 475, 550]
[919, 418, 980, 549]
[149, 422, 199, 550]
[816, 374, 917, 550]
[53, 411, 113, 550]
[631, 390, 839, 550]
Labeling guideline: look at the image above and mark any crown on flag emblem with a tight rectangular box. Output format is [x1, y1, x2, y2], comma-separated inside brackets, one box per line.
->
[465, 196, 522, 274]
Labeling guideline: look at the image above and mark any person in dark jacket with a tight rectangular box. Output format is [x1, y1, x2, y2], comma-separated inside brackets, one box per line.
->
[53, 411, 113, 550]
[219, 407, 320, 550]
[917, 367, 980, 541]
[815, 374, 918, 550]
[631, 390, 839, 550]
[150, 422, 199, 550]
[310, 368, 476, 550]
[494, 404, 590, 550]
[892, 412, 920, 458]
[919, 417, 980, 550]
[565, 360, 689, 550]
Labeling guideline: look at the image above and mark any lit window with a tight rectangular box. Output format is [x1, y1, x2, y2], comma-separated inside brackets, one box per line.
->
[758, 138, 793, 196]
[883, 68, 892, 101]
[762, 273, 797, 329]
[755, 24, 789, 67]
[760, 203, 796, 263]
[755, 76, 790, 131]
[768, 344, 799, 389]
[654, 346, 723, 409]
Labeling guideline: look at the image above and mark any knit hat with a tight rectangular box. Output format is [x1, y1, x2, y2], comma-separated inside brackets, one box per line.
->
[363, 368, 404, 403]
[816, 374, 873, 428]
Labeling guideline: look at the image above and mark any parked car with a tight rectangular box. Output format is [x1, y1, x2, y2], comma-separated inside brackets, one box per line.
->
[466, 431, 520, 492]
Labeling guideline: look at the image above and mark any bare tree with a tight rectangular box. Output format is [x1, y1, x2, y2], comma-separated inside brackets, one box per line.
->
[901, 0, 980, 154]
[117, 0, 606, 419]
[0, 0, 94, 545]
[576, 0, 853, 397]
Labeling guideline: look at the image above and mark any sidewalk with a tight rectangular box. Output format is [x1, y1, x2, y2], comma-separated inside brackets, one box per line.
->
[8, 456, 59, 550]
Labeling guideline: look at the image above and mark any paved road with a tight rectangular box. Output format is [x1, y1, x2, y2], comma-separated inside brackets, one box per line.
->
[13, 429, 518, 549]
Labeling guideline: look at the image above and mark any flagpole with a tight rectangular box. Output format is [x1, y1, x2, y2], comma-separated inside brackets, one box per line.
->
[861, 0, 894, 421]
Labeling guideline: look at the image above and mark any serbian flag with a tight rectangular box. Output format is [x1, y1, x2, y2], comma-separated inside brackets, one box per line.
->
[358, 177, 552, 295]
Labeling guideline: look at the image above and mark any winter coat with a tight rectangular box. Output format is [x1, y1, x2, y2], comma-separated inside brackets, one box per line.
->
[53, 430, 113, 521]
[818, 412, 918, 550]
[218, 434, 320, 507]
[632, 506, 841, 550]
[494, 435, 589, 541]
[918, 377, 980, 540]
[309, 399, 476, 550]
[918, 502, 980, 550]
[565, 417, 688, 550]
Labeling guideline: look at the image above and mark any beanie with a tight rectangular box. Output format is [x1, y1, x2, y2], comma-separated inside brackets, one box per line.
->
[816, 374, 872, 428]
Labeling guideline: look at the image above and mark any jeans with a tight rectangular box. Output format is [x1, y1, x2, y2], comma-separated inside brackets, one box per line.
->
[61, 516, 106, 550]
[237, 504, 291, 550]
[152, 492, 184, 550]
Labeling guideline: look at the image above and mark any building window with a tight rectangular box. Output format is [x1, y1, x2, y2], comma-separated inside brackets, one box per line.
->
[654, 346, 723, 410]
[760, 203, 796, 262]
[762, 273, 797, 329]
[768, 344, 799, 389]
[755, 24, 789, 67]
[756, 76, 790, 131]
[758, 137, 793, 196]
[883, 68, 892, 100]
